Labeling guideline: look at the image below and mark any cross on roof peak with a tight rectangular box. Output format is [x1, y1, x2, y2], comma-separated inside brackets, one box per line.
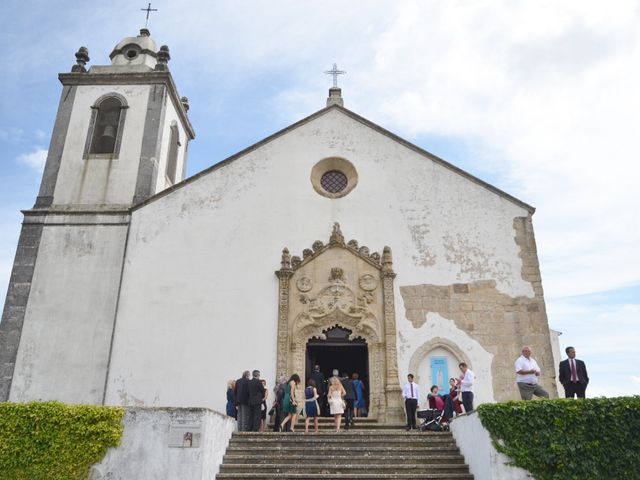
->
[324, 63, 346, 88]
[141, 3, 158, 28]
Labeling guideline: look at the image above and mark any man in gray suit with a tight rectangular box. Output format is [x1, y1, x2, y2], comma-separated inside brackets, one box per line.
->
[234, 370, 251, 431]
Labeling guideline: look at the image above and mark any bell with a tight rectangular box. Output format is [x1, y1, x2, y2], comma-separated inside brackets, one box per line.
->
[97, 125, 116, 153]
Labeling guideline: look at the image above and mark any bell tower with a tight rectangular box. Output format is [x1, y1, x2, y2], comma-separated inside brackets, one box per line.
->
[0, 28, 194, 403]
[35, 28, 195, 208]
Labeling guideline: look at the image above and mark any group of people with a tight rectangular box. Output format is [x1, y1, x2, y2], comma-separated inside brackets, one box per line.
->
[226, 365, 367, 433]
[402, 345, 589, 430]
[402, 362, 475, 430]
[226, 370, 269, 432]
[516, 344, 589, 400]
[227, 345, 589, 433]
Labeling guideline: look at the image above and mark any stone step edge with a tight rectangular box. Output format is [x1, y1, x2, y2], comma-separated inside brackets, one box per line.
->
[225, 446, 460, 451]
[223, 454, 464, 459]
[216, 474, 474, 479]
[235, 431, 451, 435]
[221, 463, 468, 470]
[220, 463, 469, 475]
[229, 439, 456, 444]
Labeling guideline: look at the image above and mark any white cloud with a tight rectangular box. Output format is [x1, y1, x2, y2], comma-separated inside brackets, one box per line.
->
[548, 299, 640, 397]
[35, 130, 48, 141]
[156, 1, 640, 299]
[17, 148, 47, 172]
[0, 127, 24, 142]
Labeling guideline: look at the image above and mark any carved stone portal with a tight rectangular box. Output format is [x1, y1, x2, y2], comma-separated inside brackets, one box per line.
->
[275, 223, 403, 422]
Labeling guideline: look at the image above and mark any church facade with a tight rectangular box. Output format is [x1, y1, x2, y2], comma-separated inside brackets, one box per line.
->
[0, 29, 557, 417]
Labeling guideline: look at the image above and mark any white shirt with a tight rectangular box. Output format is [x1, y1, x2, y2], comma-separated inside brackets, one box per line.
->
[515, 355, 541, 383]
[402, 382, 419, 401]
[460, 370, 475, 392]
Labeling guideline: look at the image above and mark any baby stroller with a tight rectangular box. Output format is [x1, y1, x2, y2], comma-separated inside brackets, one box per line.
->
[417, 408, 448, 432]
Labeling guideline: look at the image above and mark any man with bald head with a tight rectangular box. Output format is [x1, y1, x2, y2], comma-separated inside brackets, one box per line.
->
[515, 346, 549, 400]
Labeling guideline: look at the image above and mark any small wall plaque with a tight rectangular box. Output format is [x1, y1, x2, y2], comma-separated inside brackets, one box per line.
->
[168, 423, 202, 448]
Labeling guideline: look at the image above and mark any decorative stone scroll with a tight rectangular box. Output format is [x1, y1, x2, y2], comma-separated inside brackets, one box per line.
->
[275, 223, 403, 422]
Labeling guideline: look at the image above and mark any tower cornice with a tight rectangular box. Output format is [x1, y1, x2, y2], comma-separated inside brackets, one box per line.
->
[58, 72, 195, 139]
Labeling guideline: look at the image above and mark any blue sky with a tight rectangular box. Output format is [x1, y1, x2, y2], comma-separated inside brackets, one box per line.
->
[1, 0, 638, 398]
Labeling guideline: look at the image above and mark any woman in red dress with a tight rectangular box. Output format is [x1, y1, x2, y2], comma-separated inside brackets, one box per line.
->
[448, 378, 463, 415]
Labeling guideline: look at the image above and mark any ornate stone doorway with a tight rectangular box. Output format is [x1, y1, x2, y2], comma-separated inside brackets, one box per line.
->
[306, 326, 370, 412]
[274, 223, 404, 422]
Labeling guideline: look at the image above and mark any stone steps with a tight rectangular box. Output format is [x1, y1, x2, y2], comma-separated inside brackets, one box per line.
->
[223, 454, 466, 465]
[220, 463, 469, 478]
[216, 474, 474, 479]
[216, 420, 473, 480]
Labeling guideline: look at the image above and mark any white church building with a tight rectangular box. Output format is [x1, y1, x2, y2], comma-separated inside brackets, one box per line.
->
[0, 29, 558, 419]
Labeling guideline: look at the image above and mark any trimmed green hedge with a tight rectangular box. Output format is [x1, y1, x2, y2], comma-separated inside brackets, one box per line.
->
[477, 396, 640, 480]
[0, 401, 124, 480]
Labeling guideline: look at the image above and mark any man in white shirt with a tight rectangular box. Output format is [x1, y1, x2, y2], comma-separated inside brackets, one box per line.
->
[402, 374, 419, 430]
[458, 363, 475, 413]
[515, 346, 549, 400]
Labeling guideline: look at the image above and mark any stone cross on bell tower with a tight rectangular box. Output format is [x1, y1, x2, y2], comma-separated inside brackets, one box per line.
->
[140, 3, 158, 28]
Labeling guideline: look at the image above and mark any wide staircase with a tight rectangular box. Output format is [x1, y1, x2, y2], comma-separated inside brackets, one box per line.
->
[216, 417, 473, 479]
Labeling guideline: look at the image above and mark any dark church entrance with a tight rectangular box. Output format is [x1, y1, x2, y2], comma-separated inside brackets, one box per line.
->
[305, 326, 369, 415]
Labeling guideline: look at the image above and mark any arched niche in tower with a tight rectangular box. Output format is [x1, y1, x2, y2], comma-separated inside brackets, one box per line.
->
[83, 93, 129, 159]
[165, 121, 180, 185]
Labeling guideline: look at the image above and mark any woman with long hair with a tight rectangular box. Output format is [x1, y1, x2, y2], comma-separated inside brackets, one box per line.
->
[279, 374, 301, 432]
[448, 377, 463, 415]
[327, 376, 347, 432]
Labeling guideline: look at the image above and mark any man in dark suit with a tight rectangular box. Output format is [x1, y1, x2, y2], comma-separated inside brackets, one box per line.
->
[247, 370, 266, 432]
[341, 372, 356, 430]
[234, 370, 251, 431]
[311, 365, 326, 416]
[559, 346, 589, 398]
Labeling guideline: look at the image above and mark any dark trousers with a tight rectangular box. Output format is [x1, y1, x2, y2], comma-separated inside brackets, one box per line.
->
[405, 398, 418, 428]
[344, 398, 354, 428]
[272, 404, 281, 432]
[248, 404, 262, 432]
[563, 382, 586, 399]
[237, 404, 250, 431]
[441, 394, 454, 419]
[461, 392, 474, 413]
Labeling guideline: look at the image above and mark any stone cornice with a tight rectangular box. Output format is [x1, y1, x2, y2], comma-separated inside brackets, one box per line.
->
[59, 72, 195, 139]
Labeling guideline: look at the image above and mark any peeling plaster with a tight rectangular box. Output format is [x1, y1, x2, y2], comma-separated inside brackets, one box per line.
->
[399, 279, 556, 401]
[442, 232, 511, 283]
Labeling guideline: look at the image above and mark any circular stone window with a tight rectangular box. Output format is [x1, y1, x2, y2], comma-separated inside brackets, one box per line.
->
[311, 157, 358, 198]
[122, 44, 141, 60]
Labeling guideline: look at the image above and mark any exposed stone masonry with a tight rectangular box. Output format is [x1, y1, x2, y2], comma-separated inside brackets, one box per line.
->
[400, 215, 556, 401]
[0, 222, 44, 401]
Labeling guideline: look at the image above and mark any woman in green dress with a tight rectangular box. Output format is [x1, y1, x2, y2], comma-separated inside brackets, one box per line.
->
[279, 374, 301, 432]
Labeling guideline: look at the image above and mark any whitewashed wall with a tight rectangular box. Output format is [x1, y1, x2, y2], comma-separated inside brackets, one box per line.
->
[450, 412, 533, 479]
[90, 407, 235, 480]
[53, 84, 151, 206]
[10, 217, 129, 403]
[104, 108, 532, 412]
